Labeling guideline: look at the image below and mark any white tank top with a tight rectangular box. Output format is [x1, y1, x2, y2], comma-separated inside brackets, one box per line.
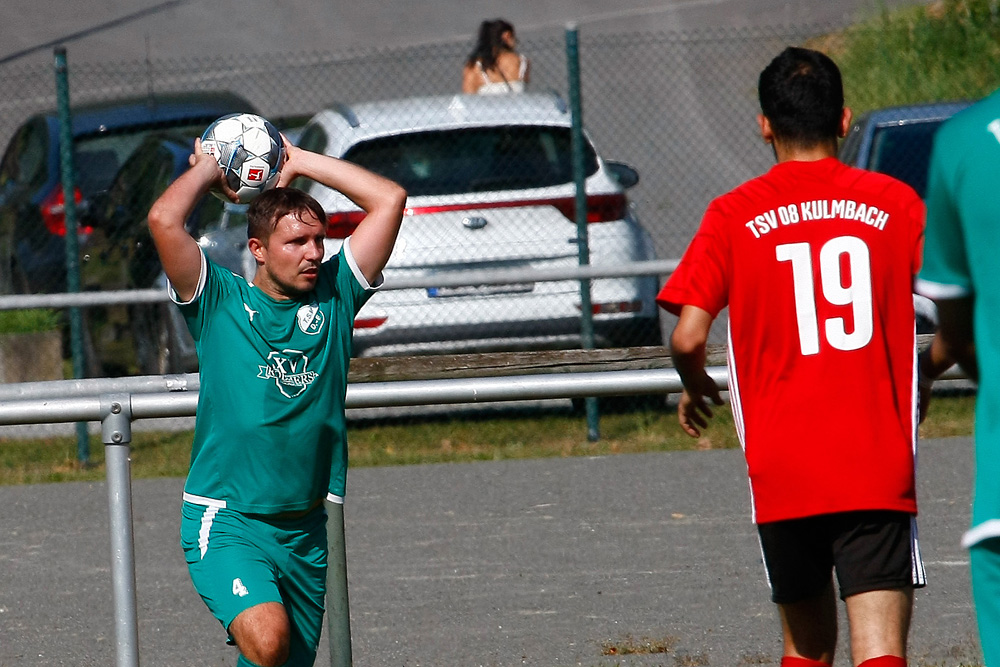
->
[476, 55, 527, 95]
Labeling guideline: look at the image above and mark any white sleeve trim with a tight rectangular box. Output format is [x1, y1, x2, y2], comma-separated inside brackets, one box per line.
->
[167, 250, 208, 305]
[914, 277, 971, 300]
[182, 492, 227, 508]
[326, 492, 345, 505]
[962, 519, 1000, 548]
[343, 236, 384, 290]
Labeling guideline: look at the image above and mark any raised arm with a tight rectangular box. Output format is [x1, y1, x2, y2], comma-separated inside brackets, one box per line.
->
[147, 140, 237, 302]
[277, 141, 406, 284]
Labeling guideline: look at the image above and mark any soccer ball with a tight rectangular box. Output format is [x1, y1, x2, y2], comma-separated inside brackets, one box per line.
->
[201, 113, 284, 204]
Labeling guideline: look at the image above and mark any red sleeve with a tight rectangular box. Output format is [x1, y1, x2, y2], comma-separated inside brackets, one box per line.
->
[656, 203, 731, 317]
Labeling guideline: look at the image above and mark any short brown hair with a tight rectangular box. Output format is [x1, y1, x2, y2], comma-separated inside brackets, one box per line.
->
[246, 187, 327, 243]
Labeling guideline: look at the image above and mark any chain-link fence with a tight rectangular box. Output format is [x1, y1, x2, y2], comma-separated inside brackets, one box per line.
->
[2, 22, 930, 402]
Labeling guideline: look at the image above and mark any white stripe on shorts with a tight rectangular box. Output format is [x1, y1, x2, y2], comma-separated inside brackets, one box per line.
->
[197, 506, 220, 559]
[182, 493, 227, 559]
[961, 519, 1000, 548]
[911, 514, 927, 587]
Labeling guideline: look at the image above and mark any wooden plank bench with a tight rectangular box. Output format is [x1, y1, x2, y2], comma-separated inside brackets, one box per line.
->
[347, 344, 727, 383]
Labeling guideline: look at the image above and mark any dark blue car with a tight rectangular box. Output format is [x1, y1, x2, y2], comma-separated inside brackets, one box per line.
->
[0, 91, 256, 295]
[839, 99, 974, 333]
[839, 100, 972, 198]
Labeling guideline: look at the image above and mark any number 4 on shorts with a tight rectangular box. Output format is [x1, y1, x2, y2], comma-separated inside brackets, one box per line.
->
[232, 578, 249, 597]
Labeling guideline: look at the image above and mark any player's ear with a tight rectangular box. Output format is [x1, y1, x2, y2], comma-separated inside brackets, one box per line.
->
[839, 107, 853, 139]
[247, 237, 266, 264]
[757, 114, 774, 144]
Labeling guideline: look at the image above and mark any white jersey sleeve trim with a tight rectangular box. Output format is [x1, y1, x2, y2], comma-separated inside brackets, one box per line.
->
[343, 237, 384, 291]
[914, 277, 971, 300]
[962, 519, 1000, 548]
[326, 492, 345, 505]
[182, 491, 227, 508]
[167, 250, 208, 306]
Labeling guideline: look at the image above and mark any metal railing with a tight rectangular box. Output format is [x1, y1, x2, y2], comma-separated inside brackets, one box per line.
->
[0, 361, 971, 666]
[0, 363, 703, 667]
[0, 259, 679, 311]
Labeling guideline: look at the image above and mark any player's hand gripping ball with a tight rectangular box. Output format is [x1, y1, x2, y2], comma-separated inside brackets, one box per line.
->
[201, 113, 284, 203]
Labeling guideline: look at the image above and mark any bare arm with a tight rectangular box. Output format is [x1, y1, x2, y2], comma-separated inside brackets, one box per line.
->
[669, 305, 724, 438]
[917, 332, 953, 423]
[277, 141, 406, 284]
[461, 63, 481, 94]
[935, 296, 977, 382]
[916, 296, 975, 423]
[147, 140, 237, 302]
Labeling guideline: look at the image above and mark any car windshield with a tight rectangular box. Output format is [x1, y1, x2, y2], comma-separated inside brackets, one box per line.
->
[342, 126, 599, 197]
[74, 121, 208, 195]
[868, 120, 943, 198]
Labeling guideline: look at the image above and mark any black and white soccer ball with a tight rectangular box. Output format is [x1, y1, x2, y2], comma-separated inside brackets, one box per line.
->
[201, 113, 284, 204]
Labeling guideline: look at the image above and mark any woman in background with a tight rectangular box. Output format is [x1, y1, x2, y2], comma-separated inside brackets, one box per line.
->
[462, 19, 530, 95]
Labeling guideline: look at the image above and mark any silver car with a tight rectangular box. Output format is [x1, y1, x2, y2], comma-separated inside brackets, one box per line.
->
[292, 92, 662, 357]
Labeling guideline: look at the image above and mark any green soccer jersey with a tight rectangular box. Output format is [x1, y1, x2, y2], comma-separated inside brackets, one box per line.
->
[917, 89, 1000, 547]
[176, 240, 375, 514]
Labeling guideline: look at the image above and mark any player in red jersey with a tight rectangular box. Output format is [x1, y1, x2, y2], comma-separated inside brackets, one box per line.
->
[657, 47, 926, 667]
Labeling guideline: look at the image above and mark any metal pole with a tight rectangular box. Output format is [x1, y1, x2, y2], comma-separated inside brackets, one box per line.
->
[565, 23, 600, 441]
[326, 498, 353, 667]
[101, 393, 140, 667]
[53, 46, 90, 463]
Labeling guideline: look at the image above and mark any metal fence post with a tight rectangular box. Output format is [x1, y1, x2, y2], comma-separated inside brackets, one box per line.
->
[326, 498, 352, 667]
[101, 393, 140, 667]
[565, 23, 600, 442]
[53, 46, 91, 463]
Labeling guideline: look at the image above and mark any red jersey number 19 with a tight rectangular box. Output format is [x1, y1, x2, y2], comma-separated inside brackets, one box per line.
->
[776, 235, 874, 356]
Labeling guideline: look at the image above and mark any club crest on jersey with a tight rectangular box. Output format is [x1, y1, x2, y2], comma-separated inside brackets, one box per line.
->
[296, 301, 325, 335]
[257, 349, 319, 398]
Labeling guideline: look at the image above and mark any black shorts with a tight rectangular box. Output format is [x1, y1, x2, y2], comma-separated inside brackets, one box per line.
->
[757, 510, 926, 604]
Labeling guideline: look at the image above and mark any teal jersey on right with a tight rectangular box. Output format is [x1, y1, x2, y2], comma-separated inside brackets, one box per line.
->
[177, 241, 375, 514]
[916, 89, 1000, 547]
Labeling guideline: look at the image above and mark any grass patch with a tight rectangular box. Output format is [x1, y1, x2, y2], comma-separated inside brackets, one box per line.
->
[829, 0, 1000, 113]
[0, 393, 975, 486]
[919, 390, 977, 439]
[0, 308, 61, 334]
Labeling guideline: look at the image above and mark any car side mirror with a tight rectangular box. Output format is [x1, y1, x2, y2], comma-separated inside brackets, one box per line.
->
[606, 161, 639, 189]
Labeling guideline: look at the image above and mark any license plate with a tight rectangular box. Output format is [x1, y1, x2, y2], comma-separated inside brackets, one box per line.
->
[427, 283, 534, 298]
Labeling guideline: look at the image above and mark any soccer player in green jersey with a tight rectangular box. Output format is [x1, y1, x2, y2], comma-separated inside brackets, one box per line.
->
[916, 90, 1000, 667]
[148, 135, 406, 666]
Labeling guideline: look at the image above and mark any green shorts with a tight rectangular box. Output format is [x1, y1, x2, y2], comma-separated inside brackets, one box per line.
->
[180, 498, 328, 665]
[970, 537, 1000, 667]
